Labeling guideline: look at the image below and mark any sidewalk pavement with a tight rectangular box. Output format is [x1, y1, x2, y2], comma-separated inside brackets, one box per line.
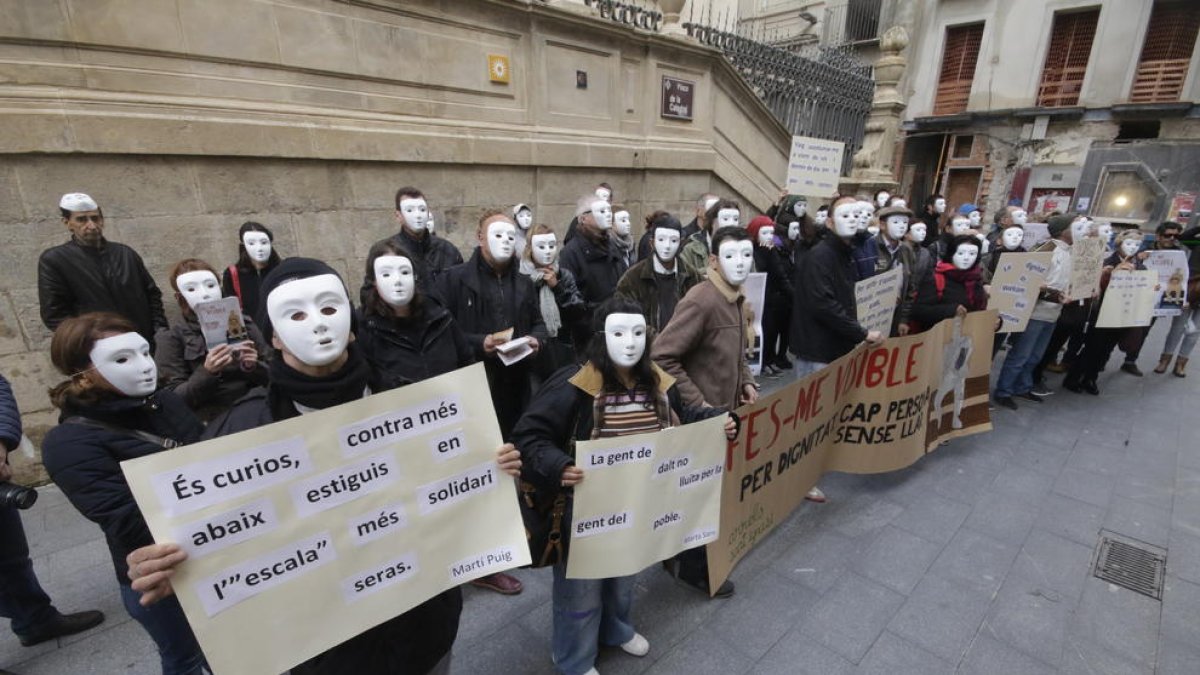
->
[3, 320, 1197, 674]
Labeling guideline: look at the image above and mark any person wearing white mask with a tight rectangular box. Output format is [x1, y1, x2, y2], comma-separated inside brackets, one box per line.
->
[813, 204, 830, 229]
[679, 198, 739, 280]
[560, 195, 629, 355]
[519, 224, 586, 376]
[222, 221, 281, 318]
[873, 205, 917, 335]
[1096, 221, 1114, 250]
[616, 212, 699, 332]
[563, 183, 616, 244]
[512, 203, 535, 258]
[514, 297, 739, 673]
[874, 189, 891, 209]
[906, 220, 935, 297]
[124, 259, 525, 672]
[749, 216, 795, 373]
[156, 259, 269, 421]
[610, 205, 637, 268]
[910, 235, 987, 331]
[918, 193, 946, 232]
[381, 186, 462, 292]
[856, 199, 877, 236]
[41, 312, 209, 675]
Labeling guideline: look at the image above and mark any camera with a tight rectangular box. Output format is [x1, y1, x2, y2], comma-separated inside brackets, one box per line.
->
[0, 482, 38, 510]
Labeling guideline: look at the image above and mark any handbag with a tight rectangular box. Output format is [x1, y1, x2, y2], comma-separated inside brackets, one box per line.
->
[518, 405, 582, 568]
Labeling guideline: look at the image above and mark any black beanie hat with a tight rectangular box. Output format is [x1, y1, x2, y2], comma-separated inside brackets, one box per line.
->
[1047, 214, 1074, 237]
[256, 257, 355, 345]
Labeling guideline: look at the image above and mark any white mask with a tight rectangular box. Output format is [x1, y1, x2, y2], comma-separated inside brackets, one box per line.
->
[267, 274, 352, 367]
[717, 239, 754, 285]
[832, 203, 858, 237]
[427, 215, 436, 235]
[876, 193, 890, 208]
[1011, 210, 1028, 226]
[951, 243, 979, 270]
[968, 211, 982, 227]
[885, 215, 909, 240]
[531, 233, 558, 266]
[653, 229, 681, 262]
[1071, 218, 1093, 240]
[793, 201, 807, 217]
[515, 209, 533, 231]
[614, 211, 632, 237]
[856, 201, 875, 228]
[813, 210, 828, 227]
[934, 198, 946, 214]
[756, 225, 775, 247]
[176, 270, 221, 311]
[242, 232, 272, 264]
[892, 198, 907, 209]
[703, 197, 719, 214]
[867, 226, 880, 236]
[399, 198, 430, 231]
[787, 222, 801, 241]
[909, 222, 927, 243]
[595, 187, 611, 202]
[590, 200, 612, 230]
[716, 208, 740, 229]
[373, 255, 415, 308]
[486, 220, 518, 263]
[90, 332, 157, 397]
[604, 313, 646, 368]
[1001, 227, 1024, 250]
[1097, 222, 1113, 241]
[951, 217, 971, 235]
[1120, 239, 1142, 258]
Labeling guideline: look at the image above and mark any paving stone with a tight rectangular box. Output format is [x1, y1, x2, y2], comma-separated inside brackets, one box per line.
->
[1103, 496, 1172, 548]
[888, 490, 970, 545]
[1064, 443, 1129, 478]
[1052, 465, 1116, 508]
[926, 527, 1020, 595]
[1166, 532, 1200, 585]
[960, 632, 1057, 675]
[827, 497, 904, 539]
[1035, 493, 1106, 547]
[1058, 635, 1151, 675]
[961, 491, 1040, 546]
[703, 570, 818, 659]
[749, 629, 854, 675]
[1066, 577, 1161, 671]
[643, 626, 754, 675]
[9, 617, 158, 675]
[1159, 576, 1200, 647]
[851, 525, 939, 596]
[798, 572, 904, 663]
[885, 575, 991, 664]
[1007, 439, 1074, 477]
[454, 566, 552, 644]
[979, 569, 1074, 667]
[1156, 635, 1200, 675]
[452, 619, 558, 675]
[1010, 529, 1095, 601]
[769, 530, 863, 595]
[854, 630, 955, 675]
[986, 463, 1056, 504]
[1111, 470, 1174, 512]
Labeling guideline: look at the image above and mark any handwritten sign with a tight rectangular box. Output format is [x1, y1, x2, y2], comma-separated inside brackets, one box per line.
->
[1021, 223, 1051, 251]
[1096, 270, 1158, 328]
[1067, 237, 1106, 301]
[785, 135, 844, 195]
[986, 252, 1054, 333]
[855, 266, 904, 336]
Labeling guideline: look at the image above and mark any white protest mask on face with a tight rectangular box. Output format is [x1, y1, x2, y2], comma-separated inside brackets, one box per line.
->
[176, 270, 221, 311]
[934, 198, 946, 214]
[757, 225, 775, 247]
[515, 210, 533, 231]
[716, 208, 740, 230]
[1002, 227, 1024, 250]
[427, 215, 436, 235]
[614, 211, 632, 237]
[814, 209, 828, 227]
[885, 215, 909, 240]
[653, 228, 681, 262]
[717, 239, 754, 285]
[90, 332, 157, 397]
[242, 232, 272, 264]
[856, 201, 874, 229]
[1097, 222, 1113, 241]
[892, 198, 907, 209]
[605, 312, 647, 368]
[1120, 238, 1142, 258]
[793, 200, 807, 217]
[486, 220, 518, 263]
[399, 198, 430, 231]
[909, 222, 927, 243]
[373, 255, 415, 308]
[1011, 210, 1028, 226]
[590, 201, 612, 230]
[968, 211, 982, 227]
[531, 233, 558, 266]
[951, 243, 979, 270]
[266, 274, 352, 367]
[595, 187, 611, 203]
[788, 222, 801, 241]
[1071, 217, 1093, 240]
[876, 192, 890, 208]
[703, 197, 719, 214]
[832, 203, 858, 237]
[951, 217, 971, 235]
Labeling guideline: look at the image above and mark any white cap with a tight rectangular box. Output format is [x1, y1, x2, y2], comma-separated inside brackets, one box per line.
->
[59, 193, 98, 212]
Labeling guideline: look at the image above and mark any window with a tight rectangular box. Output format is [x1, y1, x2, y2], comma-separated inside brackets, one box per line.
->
[952, 135, 974, 158]
[1130, 1, 1200, 103]
[1037, 9, 1100, 107]
[1094, 170, 1155, 223]
[934, 23, 984, 115]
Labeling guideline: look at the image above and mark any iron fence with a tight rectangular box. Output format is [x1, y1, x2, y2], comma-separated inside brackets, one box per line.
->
[683, 22, 874, 177]
[823, 0, 897, 46]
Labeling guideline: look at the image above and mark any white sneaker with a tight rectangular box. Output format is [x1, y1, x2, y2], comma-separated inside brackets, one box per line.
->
[805, 487, 827, 503]
[583, 669, 600, 675]
[620, 633, 650, 657]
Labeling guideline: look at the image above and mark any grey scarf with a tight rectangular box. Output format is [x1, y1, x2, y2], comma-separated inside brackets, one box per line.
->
[519, 258, 562, 337]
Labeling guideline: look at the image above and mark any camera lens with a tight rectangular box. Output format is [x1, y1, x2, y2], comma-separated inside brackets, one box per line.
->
[0, 482, 38, 510]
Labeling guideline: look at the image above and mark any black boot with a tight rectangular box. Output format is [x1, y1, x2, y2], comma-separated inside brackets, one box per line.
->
[17, 610, 105, 647]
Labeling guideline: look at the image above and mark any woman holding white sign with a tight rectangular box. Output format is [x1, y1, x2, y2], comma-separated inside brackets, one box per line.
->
[513, 297, 737, 675]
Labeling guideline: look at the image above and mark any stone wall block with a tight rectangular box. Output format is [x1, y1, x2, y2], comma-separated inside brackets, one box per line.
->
[14, 156, 200, 220]
[194, 159, 353, 214]
[0, 293, 30, 357]
[272, 5, 358, 74]
[179, 0, 281, 65]
[0, 0, 71, 42]
[0, 351, 56, 415]
[66, 0, 184, 54]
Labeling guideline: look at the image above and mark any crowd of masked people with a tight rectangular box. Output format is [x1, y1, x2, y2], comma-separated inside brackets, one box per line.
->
[3, 184, 1196, 675]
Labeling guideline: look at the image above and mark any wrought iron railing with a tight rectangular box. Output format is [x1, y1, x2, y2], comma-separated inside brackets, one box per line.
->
[684, 22, 874, 177]
[823, 0, 897, 47]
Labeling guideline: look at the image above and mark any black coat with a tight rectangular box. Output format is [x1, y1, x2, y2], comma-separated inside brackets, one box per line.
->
[0, 375, 19, 451]
[356, 299, 474, 391]
[41, 392, 204, 584]
[154, 316, 271, 421]
[559, 232, 628, 348]
[754, 245, 793, 308]
[910, 264, 987, 328]
[38, 237, 168, 343]
[221, 260, 278, 319]
[359, 229, 464, 304]
[790, 233, 868, 363]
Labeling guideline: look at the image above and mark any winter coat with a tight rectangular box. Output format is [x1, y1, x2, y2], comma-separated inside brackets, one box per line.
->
[37, 237, 168, 343]
[614, 258, 699, 332]
[356, 299, 475, 391]
[41, 392, 204, 584]
[790, 233, 868, 363]
[652, 271, 756, 409]
[849, 232, 879, 281]
[982, 246, 1026, 284]
[910, 263, 988, 328]
[221, 260, 279, 319]
[753, 245, 793, 309]
[873, 233, 917, 328]
[559, 231, 628, 347]
[678, 230, 710, 281]
[0, 375, 21, 451]
[153, 316, 271, 421]
[358, 228, 464, 304]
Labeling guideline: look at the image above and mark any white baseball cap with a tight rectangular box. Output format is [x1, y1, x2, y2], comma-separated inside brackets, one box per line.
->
[59, 193, 98, 212]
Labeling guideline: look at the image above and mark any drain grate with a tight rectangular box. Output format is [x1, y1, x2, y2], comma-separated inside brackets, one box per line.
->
[1092, 533, 1166, 600]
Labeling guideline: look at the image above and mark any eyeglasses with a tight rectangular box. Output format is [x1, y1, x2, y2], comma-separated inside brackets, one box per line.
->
[1161, 232, 1179, 239]
[72, 215, 103, 224]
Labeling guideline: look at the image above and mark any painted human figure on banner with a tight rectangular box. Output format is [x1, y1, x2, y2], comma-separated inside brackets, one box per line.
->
[933, 315, 974, 432]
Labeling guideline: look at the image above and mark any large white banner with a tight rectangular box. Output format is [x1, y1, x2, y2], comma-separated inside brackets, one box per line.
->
[122, 363, 530, 675]
[565, 415, 727, 580]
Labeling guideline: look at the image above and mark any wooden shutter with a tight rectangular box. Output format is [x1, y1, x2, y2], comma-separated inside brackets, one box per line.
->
[1037, 9, 1100, 107]
[934, 23, 984, 115]
[1130, 1, 1200, 103]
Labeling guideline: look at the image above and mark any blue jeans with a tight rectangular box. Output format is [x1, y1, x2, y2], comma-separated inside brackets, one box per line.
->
[0, 506, 58, 637]
[551, 563, 636, 675]
[119, 585, 208, 675]
[1163, 306, 1199, 359]
[995, 319, 1056, 398]
[793, 359, 830, 379]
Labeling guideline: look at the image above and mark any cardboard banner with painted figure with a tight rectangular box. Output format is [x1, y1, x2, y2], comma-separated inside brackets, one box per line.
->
[1067, 237, 1106, 301]
[706, 312, 995, 593]
[1095, 270, 1158, 328]
[744, 272, 767, 376]
[855, 266, 904, 336]
[986, 252, 1054, 333]
[1144, 250, 1190, 317]
[565, 414, 727, 579]
[121, 363, 530, 675]
[1021, 223, 1050, 251]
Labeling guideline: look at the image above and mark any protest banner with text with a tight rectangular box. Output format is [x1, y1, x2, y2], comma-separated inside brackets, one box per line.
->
[707, 312, 995, 592]
[785, 136, 844, 196]
[1095, 270, 1158, 328]
[1067, 237, 1106, 301]
[855, 266, 904, 336]
[566, 415, 727, 579]
[122, 363, 530, 675]
[1144, 250, 1190, 317]
[987, 252, 1053, 333]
